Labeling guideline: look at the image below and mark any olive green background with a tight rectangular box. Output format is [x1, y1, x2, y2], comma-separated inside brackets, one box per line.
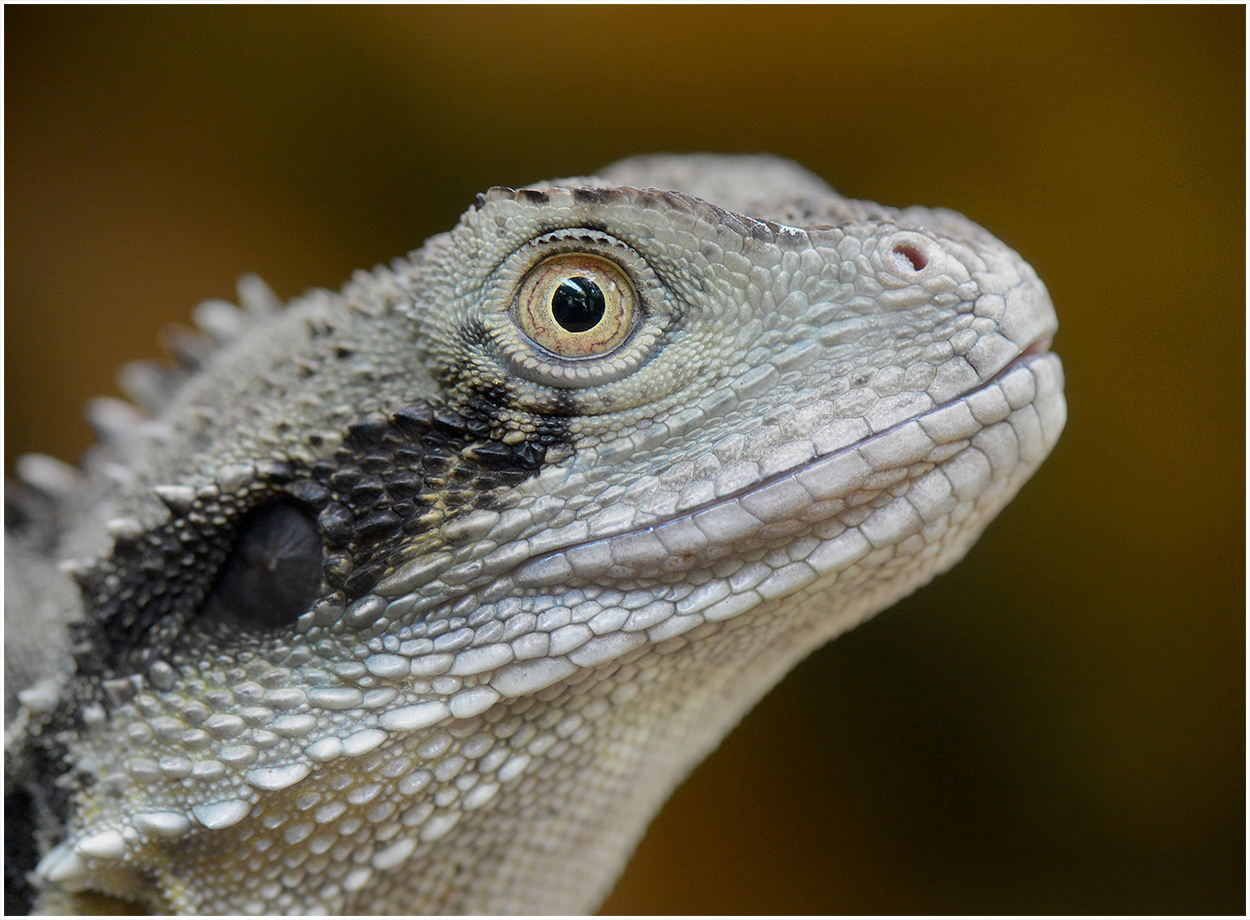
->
[6, 6, 1244, 914]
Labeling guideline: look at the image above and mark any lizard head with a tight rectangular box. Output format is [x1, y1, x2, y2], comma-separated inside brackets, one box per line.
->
[8, 155, 1064, 913]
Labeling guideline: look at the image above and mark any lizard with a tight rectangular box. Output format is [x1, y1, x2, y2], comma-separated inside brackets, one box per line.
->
[4, 153, 1065, 914]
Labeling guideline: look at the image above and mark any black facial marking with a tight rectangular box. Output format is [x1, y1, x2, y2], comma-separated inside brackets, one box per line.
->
[455, 316, 493, 358]
[5, 721, 79, 915]
[4, 786, 39, 914]
[320, 398, 569, 600]
[72, 392, 571, 685]
[519, 189, 549, 204]
[70, 478, 293, 681]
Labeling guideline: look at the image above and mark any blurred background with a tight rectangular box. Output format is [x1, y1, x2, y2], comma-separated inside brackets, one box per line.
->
[6, 6, 1243, 913]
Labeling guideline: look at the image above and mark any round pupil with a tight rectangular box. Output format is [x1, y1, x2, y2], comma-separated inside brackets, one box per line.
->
[550, 276, 606, 333]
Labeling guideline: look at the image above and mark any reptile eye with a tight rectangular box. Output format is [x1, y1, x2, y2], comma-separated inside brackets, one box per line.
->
[200, 499, 322, 631]
[516, 254, 634, 358]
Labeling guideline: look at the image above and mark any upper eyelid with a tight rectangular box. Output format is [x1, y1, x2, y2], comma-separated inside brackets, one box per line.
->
[487, 227, 652, 288]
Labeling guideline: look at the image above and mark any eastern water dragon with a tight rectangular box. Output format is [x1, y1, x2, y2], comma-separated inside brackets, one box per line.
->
[5, 154, 1065, 913]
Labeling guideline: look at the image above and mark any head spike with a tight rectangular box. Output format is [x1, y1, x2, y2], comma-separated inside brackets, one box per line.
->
[192, 299, 246, 346]
[236, 273, 283, 316]
[56, 558, 95, 579]
[160, 325, 211, 371]
[152, 484, 196, 513]
[104, 516, 145, 541]
[118, 360, 187, 415]
[86, 398, 147, 457]
[15, 453, 81, 502]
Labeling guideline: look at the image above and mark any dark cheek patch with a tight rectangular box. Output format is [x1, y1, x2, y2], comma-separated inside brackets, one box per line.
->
[304, 398, 566, 601]
[71, 395, 569, 684]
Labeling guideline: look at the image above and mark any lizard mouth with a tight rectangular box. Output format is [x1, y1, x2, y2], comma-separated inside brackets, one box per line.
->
[514, 337, 1065, 593]
[1000, 335, 1052, 375]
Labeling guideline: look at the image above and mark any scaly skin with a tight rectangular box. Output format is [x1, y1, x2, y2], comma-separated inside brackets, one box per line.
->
[5, 154, 1064, 913]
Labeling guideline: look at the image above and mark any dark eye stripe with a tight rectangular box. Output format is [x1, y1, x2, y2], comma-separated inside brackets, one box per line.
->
[72, 394, 572, 684]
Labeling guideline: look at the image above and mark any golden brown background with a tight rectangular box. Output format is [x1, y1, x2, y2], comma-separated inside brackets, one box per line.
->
[6, 6, 1243, 914]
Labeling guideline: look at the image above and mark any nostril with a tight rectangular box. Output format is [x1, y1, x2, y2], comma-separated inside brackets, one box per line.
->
[877, 232, 945, 283]
[893, 243, 927, 272]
